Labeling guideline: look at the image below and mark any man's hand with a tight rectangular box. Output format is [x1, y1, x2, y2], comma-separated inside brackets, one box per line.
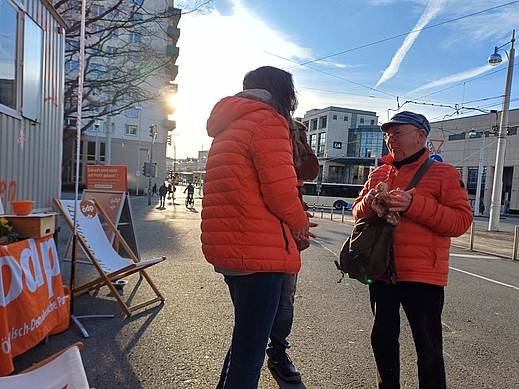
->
[386, 189, 413, 213]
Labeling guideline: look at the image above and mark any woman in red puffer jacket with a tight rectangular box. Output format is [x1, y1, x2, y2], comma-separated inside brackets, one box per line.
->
[201, 66, 310, 389]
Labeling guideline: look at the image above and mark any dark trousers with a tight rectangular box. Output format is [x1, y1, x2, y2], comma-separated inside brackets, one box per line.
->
[369, 281, 446, 389]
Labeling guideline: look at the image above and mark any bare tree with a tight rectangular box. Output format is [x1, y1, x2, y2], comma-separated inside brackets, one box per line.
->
[51, 0, 213, 142]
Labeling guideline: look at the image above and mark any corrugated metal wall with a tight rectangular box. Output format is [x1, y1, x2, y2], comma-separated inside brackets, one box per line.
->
[0, 0, 65, 213]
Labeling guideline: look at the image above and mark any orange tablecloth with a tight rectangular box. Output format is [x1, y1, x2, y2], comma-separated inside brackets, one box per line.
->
[0, 236, 68, 376]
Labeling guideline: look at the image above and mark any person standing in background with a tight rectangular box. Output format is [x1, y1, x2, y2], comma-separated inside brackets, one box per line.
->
[266, 119, 319, 383]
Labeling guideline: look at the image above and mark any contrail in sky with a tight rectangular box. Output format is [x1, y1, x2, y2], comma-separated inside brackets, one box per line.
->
[375, 0, 446, 89]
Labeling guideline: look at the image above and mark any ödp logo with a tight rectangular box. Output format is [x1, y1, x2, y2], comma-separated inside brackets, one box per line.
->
[80, 200, 96, 219]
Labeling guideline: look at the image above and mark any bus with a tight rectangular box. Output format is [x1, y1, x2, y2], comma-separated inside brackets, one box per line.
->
[302, 182, 364, 210]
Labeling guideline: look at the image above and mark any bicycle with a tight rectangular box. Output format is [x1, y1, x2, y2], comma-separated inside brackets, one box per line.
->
[185, 194, 194, 208]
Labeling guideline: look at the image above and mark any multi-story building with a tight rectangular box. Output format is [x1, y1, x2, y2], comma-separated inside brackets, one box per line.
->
[57, 0, 180, 194]
[0, 0, 66, 213]
[300, 107, 386, 184]
[429, 108, 519, 215]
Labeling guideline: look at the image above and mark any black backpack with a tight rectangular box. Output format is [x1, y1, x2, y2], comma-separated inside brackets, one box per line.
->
[335, 158, 434, 285]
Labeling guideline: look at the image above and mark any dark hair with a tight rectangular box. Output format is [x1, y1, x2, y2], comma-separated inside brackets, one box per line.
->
[243, 66, 298, 124]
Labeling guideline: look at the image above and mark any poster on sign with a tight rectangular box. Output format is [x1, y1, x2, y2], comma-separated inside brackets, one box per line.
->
[64, 190, 125, 262]
[0, 236, 68, 376]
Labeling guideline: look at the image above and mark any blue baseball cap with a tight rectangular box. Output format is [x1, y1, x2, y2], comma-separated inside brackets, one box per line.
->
[381, 111, 431, 136]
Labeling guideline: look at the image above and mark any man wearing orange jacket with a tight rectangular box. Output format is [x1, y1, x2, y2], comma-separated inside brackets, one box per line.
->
[352, 111, 473, 389]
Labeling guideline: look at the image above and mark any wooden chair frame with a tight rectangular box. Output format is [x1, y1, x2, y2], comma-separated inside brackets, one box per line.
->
[53, 198, 165, 316]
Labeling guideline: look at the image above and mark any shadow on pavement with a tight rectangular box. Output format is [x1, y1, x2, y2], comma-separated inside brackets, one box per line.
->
[269, 368, 308, 388]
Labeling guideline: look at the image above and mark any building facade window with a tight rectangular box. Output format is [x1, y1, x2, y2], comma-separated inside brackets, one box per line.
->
[92, 4, 104, 16]
[344, 116, 348, 121]
[133, 12, 142, 22]
[92, 24, 102, 34]
[66, 39, 79, 51]
[111, 29, 118, 39]
[129, 33, 141, 43]
[360, 118, 364, 124]
[303, 121, 309, 129]
[126, 108, 139, 118]
[309, 134, 317, 152]
[311, 119, 318, 130]
[108, 9, 119, 20]
[128, 52, 141, 62]
[106, 46, 116, 56]
[66, 60, 79, 72]
[448, 132, 466, 141]
[371, 119, 375, 125]
[318, 132, 326, 155]
[332, 114, 337, 120]
[125, 124, 138, 136]
[132, 0, 143, 5]
[320, 116, 327, 128]
[0, 0, 18, 110]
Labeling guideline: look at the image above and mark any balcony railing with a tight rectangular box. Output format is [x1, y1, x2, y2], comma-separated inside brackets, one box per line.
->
[167, 25, 180, 45]
[166, 44, 179, 61]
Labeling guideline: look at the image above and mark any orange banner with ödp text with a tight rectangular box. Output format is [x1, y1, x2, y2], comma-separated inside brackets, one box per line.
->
[0, 236, 68, 376]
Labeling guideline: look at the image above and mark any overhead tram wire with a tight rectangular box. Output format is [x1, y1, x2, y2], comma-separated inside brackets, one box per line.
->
[265, 50, 398, 99]
[286, 0, 519, 70]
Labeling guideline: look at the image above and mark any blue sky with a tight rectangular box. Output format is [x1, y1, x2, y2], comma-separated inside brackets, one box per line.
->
[171, 0, 519, 158]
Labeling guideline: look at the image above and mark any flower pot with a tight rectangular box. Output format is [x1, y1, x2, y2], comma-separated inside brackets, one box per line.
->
[11, 200, 34, 216]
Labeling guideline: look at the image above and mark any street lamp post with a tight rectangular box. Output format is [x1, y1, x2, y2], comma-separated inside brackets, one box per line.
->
[148, 124, 157, 206]
[135, 105, 142, 195]
[488, 30, 515, 231]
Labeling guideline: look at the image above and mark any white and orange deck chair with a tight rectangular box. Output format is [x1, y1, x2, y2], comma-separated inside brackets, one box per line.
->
[53, 198, 165, 316]
[0, 342, 90, 388]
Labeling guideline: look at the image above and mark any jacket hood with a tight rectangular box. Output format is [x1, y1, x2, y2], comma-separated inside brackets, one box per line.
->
[206, 89, 276, 137]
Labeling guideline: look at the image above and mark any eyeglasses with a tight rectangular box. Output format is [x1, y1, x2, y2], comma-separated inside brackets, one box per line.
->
[383, 129, 419, 142]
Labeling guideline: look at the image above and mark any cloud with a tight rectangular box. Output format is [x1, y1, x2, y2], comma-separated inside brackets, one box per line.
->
[409, 64, 493, 94]
[374, 0, 446, 89]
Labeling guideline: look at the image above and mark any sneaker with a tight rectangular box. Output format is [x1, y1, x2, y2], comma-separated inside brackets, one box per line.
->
[268, 352, 301, 383]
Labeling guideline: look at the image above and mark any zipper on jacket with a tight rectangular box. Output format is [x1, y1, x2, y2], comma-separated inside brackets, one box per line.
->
[279, 218, 290, 254]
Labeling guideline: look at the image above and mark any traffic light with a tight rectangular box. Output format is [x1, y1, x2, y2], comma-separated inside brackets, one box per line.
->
[143, 162, 151, 177]
[167, 135, 172, 145]
[149, 124, 156, 138]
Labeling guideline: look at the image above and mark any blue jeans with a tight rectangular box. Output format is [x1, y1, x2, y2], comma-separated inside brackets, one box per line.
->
[267, 273, 297, 357]
[217, 273, 284, 389]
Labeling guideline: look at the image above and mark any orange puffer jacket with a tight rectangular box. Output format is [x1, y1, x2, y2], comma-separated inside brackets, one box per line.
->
[201, 94, 308, 273]
[352, 151, 473, 286]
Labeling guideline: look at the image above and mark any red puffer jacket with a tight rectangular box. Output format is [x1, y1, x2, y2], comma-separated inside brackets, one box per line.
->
[352, 150, 473, 286]
[201, 93, 308, 273]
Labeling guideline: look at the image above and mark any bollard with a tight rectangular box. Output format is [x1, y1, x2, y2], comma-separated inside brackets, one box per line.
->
[311, 204, 315, 217]
[330, 206, 334, 221]
[468, 222, 475, 251]
[513, 226, 519, 261]
[320, 205, 324, 219]
[341, 205, 345, 223]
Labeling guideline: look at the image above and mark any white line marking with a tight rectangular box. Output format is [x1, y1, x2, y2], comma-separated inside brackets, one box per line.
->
[450, 253, 500, 260]
[449, 267, 519, 291]
[314, 239, 519, 291]
[313, 238, 338, 257]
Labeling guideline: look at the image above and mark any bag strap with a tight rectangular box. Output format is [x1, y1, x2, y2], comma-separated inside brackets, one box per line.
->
[405, 158, 434, 191]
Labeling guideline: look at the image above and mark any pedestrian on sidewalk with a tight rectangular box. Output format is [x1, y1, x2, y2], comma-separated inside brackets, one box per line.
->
[352, 111, 473, 389]
[152, 183, 157, 196]
[266, 119, 319, 384]
[159, 183, 167, 208]
[201, 66, 311, 389]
